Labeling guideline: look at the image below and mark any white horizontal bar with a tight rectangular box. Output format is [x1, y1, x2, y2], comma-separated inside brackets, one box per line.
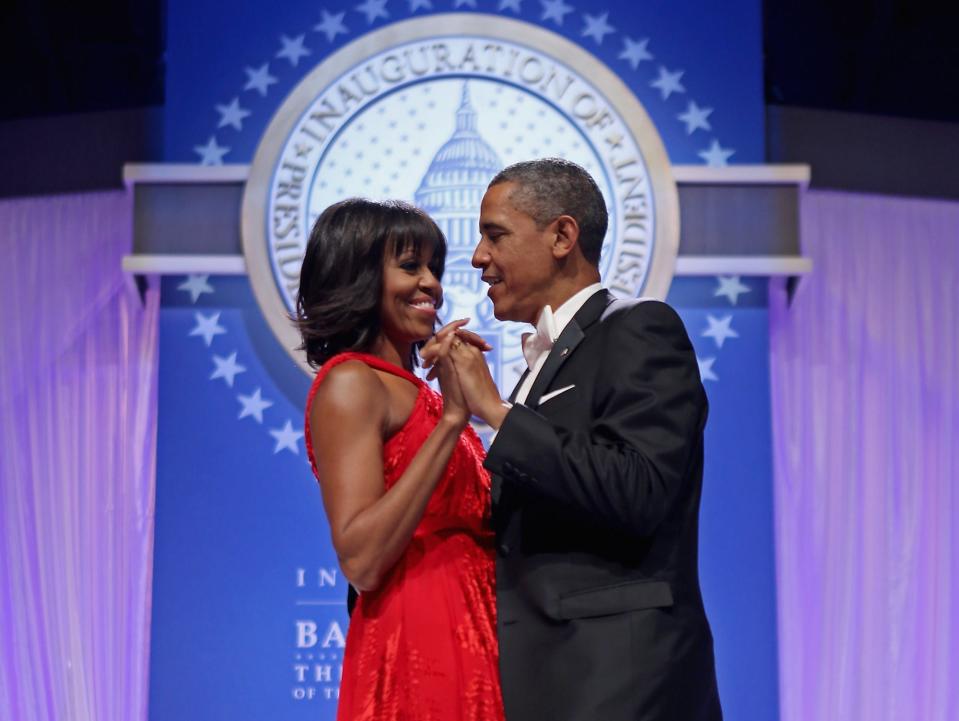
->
[675, 256, 812, 276]
[121, 254, 247, 274]
[672, 164, 810, 185]
[123, 253, 811, 277]
[122, 163, 811, 187]
[122, 164, 250, 184]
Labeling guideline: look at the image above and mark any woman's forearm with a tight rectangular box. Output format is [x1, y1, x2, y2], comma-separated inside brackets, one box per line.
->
[334, 415, 464, 591]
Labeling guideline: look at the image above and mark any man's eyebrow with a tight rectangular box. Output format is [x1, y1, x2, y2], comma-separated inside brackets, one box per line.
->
[480, 221, 507, 232]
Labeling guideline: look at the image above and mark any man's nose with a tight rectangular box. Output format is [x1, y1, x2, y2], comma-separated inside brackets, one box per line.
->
[471, 241, 487, 269]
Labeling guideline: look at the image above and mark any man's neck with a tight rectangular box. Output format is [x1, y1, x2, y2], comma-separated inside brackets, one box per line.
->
[541, 275, 601, 315]
[535, 281, 604, 328]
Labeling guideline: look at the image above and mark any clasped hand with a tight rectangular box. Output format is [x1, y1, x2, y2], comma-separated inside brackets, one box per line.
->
[421, 320, 507, 430]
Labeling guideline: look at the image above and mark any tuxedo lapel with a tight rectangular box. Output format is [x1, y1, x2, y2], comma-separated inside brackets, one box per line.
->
[508, 369, 530, 404]
[525, 322, 583, 407]
[525, 289, 611, 407]
[493, 290, 610, 509]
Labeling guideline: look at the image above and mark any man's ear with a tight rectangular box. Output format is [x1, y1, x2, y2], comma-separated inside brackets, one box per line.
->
[551, 215, 580, 259]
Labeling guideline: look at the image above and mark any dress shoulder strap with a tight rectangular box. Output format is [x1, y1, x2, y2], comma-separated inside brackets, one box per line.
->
[306, 352, 422, 415]
[304, 352, 424, 478]
[312, 352, 421, 387]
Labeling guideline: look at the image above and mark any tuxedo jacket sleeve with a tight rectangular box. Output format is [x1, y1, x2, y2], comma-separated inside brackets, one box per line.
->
[486, 298, 706, 537]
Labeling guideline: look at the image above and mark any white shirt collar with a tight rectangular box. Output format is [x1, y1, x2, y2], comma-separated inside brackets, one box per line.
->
[536, 282, 604, 340]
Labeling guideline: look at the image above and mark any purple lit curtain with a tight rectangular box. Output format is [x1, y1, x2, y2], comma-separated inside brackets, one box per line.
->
[771, 190, 959, 721]
[0, 191, 158, 721]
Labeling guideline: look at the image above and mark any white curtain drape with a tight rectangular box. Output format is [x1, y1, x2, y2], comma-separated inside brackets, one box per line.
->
[771, 189, 958, 721]
[0, 191, 159, 721]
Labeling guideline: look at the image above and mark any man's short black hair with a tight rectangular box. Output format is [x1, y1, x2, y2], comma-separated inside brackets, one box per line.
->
[489, 158, 609, 266]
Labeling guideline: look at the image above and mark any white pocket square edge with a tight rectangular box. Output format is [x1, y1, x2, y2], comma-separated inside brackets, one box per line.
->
[538, 384, 576, 404]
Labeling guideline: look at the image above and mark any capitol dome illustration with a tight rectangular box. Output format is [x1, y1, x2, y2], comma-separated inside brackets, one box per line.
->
[414, 81, 525, 397]
[415, 83, 502, 298]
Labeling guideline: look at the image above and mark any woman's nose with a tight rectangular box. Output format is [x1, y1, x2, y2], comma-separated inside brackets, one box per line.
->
[420, 269, 440, 291]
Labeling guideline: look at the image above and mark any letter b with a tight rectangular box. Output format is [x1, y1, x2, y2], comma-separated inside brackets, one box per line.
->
[296, 620, 318, 648]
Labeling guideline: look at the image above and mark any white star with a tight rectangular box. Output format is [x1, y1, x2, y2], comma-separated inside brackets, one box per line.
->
[277, 34, 311, 67]
[453, 0, 477, 6]
[697, 357, 718, 383]
[189, 311, 226, 346]
[237, 387, 274, 423]
[408, 0, 432, 10]
[355, 0, 389, 24]
[678, 100, 713, 135]
[499, 0, 522, 11]
[714, 276, 751, 305]
[177, 275, 214, 303]
[269, 420, 304, 455]
[541, 0, 573, 25]
[193, 136, 229, 165]
[244, 64, 277, 97]
[619, 37, 653, 69]
[699, 139, 735, 167]
[210, 352, 246, 388]
[650, 66, 686, 100]
[215, 97, 250, 131]
[582, 12, 615, 45]
[702, 314, 739, 349]
[315, 10, 349, 41]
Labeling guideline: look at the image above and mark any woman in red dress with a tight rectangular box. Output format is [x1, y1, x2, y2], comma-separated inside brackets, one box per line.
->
[297, 198, 505, 721]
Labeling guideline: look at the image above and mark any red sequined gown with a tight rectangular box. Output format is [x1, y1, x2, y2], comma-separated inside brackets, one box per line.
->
[305, 352, 505, 721]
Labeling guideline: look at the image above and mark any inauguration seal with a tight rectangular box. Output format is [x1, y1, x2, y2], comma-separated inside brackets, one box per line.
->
[242, 13, 679, 387]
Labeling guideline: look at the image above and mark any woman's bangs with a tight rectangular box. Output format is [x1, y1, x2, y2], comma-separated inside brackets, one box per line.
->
[387, 214, 447, 280]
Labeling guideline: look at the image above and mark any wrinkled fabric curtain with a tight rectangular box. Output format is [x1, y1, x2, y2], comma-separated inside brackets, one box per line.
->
[771, 190, 959, 721]
[0, 191, 158, 721]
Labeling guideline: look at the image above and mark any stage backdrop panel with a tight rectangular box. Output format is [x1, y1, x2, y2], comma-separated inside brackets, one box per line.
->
[150, 1, 776, 719]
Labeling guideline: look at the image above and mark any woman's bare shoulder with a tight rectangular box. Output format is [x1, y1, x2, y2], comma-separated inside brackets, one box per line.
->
[312, 360, 388, 419]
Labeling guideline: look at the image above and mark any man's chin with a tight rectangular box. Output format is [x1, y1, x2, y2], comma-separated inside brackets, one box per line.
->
[494, 306, 533, 324]
[490, 297, 528, 324]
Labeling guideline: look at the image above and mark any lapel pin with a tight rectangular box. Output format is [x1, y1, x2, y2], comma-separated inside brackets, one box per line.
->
[560, 347, 569, 357]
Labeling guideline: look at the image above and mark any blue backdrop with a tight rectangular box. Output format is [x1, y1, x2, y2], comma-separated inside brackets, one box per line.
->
[150, 1, 777, 719]
[164, 0, 764, 165]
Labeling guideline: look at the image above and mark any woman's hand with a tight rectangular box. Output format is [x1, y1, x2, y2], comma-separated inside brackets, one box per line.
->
[449, 340, 509, 430]
[421, 318, 491, 380]
[433, 331, 470, 429]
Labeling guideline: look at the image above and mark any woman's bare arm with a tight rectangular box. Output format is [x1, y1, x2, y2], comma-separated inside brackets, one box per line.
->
[309, 345, 466, 591]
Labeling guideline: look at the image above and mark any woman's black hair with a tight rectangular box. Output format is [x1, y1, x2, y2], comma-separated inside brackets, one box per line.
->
[294, 198, 447, 369]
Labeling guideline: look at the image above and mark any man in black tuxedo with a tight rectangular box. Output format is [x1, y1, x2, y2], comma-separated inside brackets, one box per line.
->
[447, 158, 722, 721]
